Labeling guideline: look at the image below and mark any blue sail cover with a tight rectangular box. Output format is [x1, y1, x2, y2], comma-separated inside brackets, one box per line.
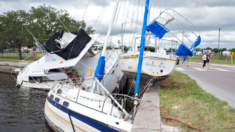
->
[176, 36, 201, 63]
[190, 36, 201, 49]
[146, 21, 170, 39]
[176, 36, 201, 57]
[175, 43, 193, 56]
[182, 56, 188, 63]
[94, 55, 105, 81]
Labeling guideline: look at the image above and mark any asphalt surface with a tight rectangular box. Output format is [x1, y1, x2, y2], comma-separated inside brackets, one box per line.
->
[175, 62, 235, 108]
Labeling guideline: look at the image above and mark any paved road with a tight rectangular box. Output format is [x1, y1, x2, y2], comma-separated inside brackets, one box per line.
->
[175, 62, 235, 108]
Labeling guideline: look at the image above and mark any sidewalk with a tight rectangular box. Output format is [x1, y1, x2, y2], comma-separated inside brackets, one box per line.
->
[132, 81, 179, 132]
[132, 82, 161, 132]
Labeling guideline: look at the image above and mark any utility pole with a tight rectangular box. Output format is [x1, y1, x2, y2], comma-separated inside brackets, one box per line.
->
[218, 28, 221, 53]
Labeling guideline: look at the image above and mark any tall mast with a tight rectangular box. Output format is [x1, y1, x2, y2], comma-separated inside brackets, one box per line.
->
[95, 0, 120, 82]
[134, 0, 150, 95]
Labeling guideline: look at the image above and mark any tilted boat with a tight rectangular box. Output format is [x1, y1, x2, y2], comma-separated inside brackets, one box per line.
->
[16, 21, 118, 90]
[44, 0, 152, 131]
[119, 8, 201, 82]
[44, 0, 202, 131]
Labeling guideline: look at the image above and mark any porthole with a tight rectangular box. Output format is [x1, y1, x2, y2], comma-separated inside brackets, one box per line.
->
[50, 94, 54, 99]
[63, 101, 69, 107]
[55, 97, 60, 103]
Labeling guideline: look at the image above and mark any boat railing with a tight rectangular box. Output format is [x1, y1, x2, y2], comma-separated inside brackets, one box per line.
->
[94, 78, 129, 117]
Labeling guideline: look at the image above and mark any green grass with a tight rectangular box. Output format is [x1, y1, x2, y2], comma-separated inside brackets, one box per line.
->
[180, 55, 235, 65]
[0, 59, 33, 63]
[0, 53, 42, 60]
[160, 70, 235, 132]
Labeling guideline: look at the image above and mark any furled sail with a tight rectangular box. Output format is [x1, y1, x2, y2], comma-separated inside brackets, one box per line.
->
[190, 36, 201, 49]
[94, 55, 105, 81]
[146, 21, 170, 39]
[176, 36, 201, 63]
[45, 29, 91, 60]
[175, 43, 193, 56]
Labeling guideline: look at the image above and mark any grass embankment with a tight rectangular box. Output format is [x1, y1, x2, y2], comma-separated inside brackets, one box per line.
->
[180, 55, 235, 65]
[160, 70, 235, 132]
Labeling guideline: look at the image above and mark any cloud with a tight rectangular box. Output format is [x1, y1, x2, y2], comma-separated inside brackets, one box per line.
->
[0, 0, 235, 49]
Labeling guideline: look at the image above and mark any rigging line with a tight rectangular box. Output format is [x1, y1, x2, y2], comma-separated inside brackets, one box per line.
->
[96, 1, 110, 30]
[110, 0, 122, 43]
[161, 12, 198, 37]
[43, 10, 70, 33]
[121, 0, 129, 46]
[93, 0, 110, 28]
[127, 0, 137, 47]
[122, 0, 135, 47]
[81, 0, 91, 24]
[161, 9, 200, 35]
[130, 0, 141, 47]
[155, 17, 193, 44]
[57, 17, 70, 32]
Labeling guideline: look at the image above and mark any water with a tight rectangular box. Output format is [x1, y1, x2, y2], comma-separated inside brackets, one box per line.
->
[0, 73, 53, 132]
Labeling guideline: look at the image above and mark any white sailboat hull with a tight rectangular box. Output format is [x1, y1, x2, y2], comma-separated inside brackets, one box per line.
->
[45, 87, 132, 132]
[119, 52, 176, 81]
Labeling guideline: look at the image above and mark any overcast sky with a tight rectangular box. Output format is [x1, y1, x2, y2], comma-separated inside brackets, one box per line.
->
[1, 0, 235, 50]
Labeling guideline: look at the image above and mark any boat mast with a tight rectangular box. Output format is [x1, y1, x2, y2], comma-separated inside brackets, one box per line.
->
[94, 0, 120, 83]
[134, 0, 150, 96]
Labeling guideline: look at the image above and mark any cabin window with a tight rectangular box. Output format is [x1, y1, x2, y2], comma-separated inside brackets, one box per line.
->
[63, 101, 69, 107]
[91, 46, 98, 51]
[55, 97, 60, 103]
[48, 69, 61, 73]
[29, 76, 51, 83]
[50, 94, 54, 99]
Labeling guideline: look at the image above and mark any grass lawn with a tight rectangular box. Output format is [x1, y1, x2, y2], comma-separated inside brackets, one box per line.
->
[0, 59, 33, 63]
[180, 55, 235, 65]
[160, 70, 235, 132]
[0, 56, 41, 60]
[0, 53, 42, 60]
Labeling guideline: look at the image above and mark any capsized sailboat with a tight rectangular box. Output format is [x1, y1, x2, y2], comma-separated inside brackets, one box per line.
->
[16, 28, 105, 90]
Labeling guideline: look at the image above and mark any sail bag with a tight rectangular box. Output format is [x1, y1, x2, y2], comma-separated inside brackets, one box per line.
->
[146, 21, 170, 39]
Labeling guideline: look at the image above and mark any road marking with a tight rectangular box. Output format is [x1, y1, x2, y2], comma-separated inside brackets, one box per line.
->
[175, 67, 184, 71]
[214, 68, 229, 71]
[193, 67, 204, 71]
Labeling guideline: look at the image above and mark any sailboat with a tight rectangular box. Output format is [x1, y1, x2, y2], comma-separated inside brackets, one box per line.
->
[43, 0, 155, 131]
[15, 30, 105, 90]
[119, 8, 201, 82]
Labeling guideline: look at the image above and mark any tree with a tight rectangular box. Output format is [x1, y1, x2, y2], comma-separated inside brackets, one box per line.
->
[230, 48, 235, 52]
[0, 5, 94, 59]
[205, 47, 212, 50]
[26, 5, 94, 42]
[0, 10, 30, 59]
[212, 48, 219, 53]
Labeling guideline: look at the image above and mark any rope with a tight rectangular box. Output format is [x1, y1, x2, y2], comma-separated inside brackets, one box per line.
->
[96, 2, 111, 30]
[93, 0, 110, 28]
[82, 0, 91, 23]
